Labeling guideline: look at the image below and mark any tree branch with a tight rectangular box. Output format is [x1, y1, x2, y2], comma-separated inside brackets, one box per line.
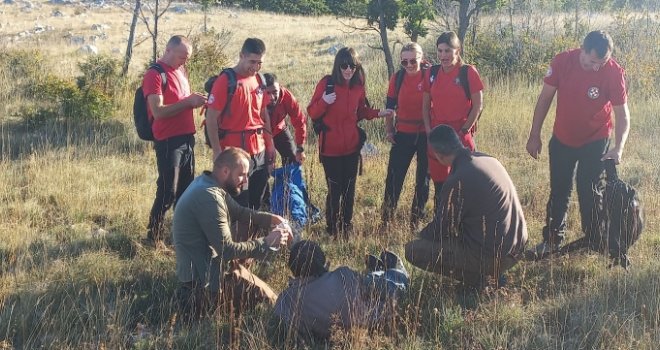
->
[337, 18, 381, 35]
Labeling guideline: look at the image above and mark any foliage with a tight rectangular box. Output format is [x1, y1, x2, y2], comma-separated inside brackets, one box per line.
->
[401, 0, 434, 41]
[0, 49, 45, 83]
[21, 75, 114, 125]
[76, 54, 123, 97]
[366, 0, 400, 31]
[240, 0, 330, 15]
[186, 28, 233, 91]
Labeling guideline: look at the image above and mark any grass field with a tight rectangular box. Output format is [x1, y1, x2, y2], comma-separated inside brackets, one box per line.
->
[0, 1, 659, 349]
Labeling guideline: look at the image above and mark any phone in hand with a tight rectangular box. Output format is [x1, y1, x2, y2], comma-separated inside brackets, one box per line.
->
[325, 83, 335, 95]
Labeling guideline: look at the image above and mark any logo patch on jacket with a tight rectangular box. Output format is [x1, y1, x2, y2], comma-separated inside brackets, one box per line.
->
[587, 87, 600, 99]
[208, 94, 215, 104]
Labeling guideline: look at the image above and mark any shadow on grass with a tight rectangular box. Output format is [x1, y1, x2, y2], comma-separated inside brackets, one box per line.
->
[0, 263, 182, 349]
[0, 118, 150, 160]
[0, 229, 139, 276]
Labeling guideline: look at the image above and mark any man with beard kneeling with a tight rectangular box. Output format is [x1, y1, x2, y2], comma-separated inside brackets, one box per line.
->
[405, 125, 528, 289]
[172, 147, 291, 317]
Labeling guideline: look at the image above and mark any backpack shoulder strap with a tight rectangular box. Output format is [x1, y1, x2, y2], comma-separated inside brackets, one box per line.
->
[459, 64, 471, 101]
[394, 68, 406, 98]
[149, 63, 167, 89]
[220, 68, 237, 117]
[429, 65, 441, 86]
[256, 72, 267, 88]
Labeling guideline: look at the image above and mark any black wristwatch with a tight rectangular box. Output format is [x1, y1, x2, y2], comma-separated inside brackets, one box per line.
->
[296, 145, 304, 153]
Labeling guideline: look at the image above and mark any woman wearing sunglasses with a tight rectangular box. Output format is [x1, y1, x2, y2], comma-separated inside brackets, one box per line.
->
[308, 47, 391, 236]
[381, 42, 430, 230]
[422, 31, 484, 210]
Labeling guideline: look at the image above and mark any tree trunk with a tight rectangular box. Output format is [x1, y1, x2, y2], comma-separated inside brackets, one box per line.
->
[378, 1, 394, 77]
[122, 0, 141, 76]
[204, 9, 208, 32]
[152, 0, 159, 63]
[457, 0, 470, 46]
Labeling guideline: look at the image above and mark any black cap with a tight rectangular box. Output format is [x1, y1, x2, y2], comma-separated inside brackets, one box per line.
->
[288, 240, 328, 277]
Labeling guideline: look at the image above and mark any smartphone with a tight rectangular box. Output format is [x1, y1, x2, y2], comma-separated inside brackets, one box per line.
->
[325, 83, 334, 95]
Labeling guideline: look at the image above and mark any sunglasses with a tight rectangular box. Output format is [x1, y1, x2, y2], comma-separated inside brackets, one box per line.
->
[340, 63, 357, 70]
[400, 59, 418, 66]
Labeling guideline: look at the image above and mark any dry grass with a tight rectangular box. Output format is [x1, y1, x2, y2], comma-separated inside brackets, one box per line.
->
[0, 1, 659, 349]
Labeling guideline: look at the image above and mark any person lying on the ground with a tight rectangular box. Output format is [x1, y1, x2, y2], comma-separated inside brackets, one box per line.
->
[172, 147, 291, 316]
[405, 125, 528, 289]
[273, 240, 409, 340]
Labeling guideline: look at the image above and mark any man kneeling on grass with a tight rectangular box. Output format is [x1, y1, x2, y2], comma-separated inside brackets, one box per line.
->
[172, 147, 291, 315]
[274, 240, 409, 341]
[405, 125, 528, 288]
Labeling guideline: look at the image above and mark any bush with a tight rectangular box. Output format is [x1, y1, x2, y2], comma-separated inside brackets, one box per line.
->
[21, 75, 113, 125]
[76, 55, 122, 97]
[186, 29, 232, 91]
[0, 49, 45, 82]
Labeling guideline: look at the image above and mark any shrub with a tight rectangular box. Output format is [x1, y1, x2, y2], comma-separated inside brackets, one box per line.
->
[186, 29, 232, 91]
[21, 75, 113, 125]
[76, 55, 122, 97]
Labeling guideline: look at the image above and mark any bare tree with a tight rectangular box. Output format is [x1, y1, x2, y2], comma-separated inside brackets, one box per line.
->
[139, 0, 174, 63]
[122, 0, 141, 76]
[433, 0, 503, 48]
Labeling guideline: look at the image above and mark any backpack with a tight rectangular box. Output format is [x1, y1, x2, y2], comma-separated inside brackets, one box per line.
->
[387, 62, 431, 110]
[202, 68, 266, 146]
[428, 64, 483, 133]
[133, 63, 167, 141]
[558, 160, 644, 269]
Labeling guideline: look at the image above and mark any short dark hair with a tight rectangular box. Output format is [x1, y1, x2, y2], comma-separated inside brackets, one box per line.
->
[166, 35, 190, 49]
[213, 147, 250, 170]
[582, 30, 613, 59]
[241, 38, 266, 55]
[263, 73, 277, 87]
[288, 240, 328, 278]
[428, 125, 464, 156]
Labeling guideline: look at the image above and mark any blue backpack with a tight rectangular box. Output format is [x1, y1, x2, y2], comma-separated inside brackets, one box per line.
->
[270, 164, 320, 228]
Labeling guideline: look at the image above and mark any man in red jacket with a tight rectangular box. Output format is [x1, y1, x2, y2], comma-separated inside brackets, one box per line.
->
[263, 73, 307, 165]
[142, 35, 207, 247]
[205, 38, 275, 211]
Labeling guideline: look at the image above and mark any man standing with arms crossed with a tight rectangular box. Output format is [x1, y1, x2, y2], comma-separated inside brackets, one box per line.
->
[526, 30, 630, 256]
[205, 38, 275, 211]
[143, 35, 207, 248]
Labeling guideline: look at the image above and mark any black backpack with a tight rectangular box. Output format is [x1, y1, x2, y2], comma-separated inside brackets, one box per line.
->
[386, 63, 430, 110]
[133, 63, 167, 141]
[558, 160, 644, 269]
[428, 64, 483, 132]
[312, 76, 368, 167]
[203, 69, 266, 146]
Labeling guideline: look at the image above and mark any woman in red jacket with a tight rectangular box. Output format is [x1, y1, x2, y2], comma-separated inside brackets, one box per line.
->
[422, 31, 484, 210]
[382, 42, 430, 229]
[308, 47, 390, 236]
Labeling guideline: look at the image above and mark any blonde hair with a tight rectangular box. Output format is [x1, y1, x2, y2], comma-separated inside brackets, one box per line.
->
[401, 42, 423, 57]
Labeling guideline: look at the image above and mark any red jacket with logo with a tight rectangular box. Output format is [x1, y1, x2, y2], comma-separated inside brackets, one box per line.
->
[207, 72, 271, 155]
[269, 87, 307, 146]
[142, 61, 196, 141]
[307, 76, 379, 157]
[544, 49, 627, 147]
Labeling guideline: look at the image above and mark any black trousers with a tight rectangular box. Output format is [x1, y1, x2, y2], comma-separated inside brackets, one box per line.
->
[543, 136, 608, 243]
[273, 128, 297, 166]
[233, 150, 270, 211]
[148, 134, 195, 241]
[320, 152, 360, 234]
[382, 131, 429, 224]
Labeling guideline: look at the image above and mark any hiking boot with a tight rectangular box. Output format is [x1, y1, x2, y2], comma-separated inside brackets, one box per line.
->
[532, 241, 560, 259]
[380, 250, 405, 271]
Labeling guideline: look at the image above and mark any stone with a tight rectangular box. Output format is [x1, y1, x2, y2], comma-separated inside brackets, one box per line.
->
[79, 44, 98, 55]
